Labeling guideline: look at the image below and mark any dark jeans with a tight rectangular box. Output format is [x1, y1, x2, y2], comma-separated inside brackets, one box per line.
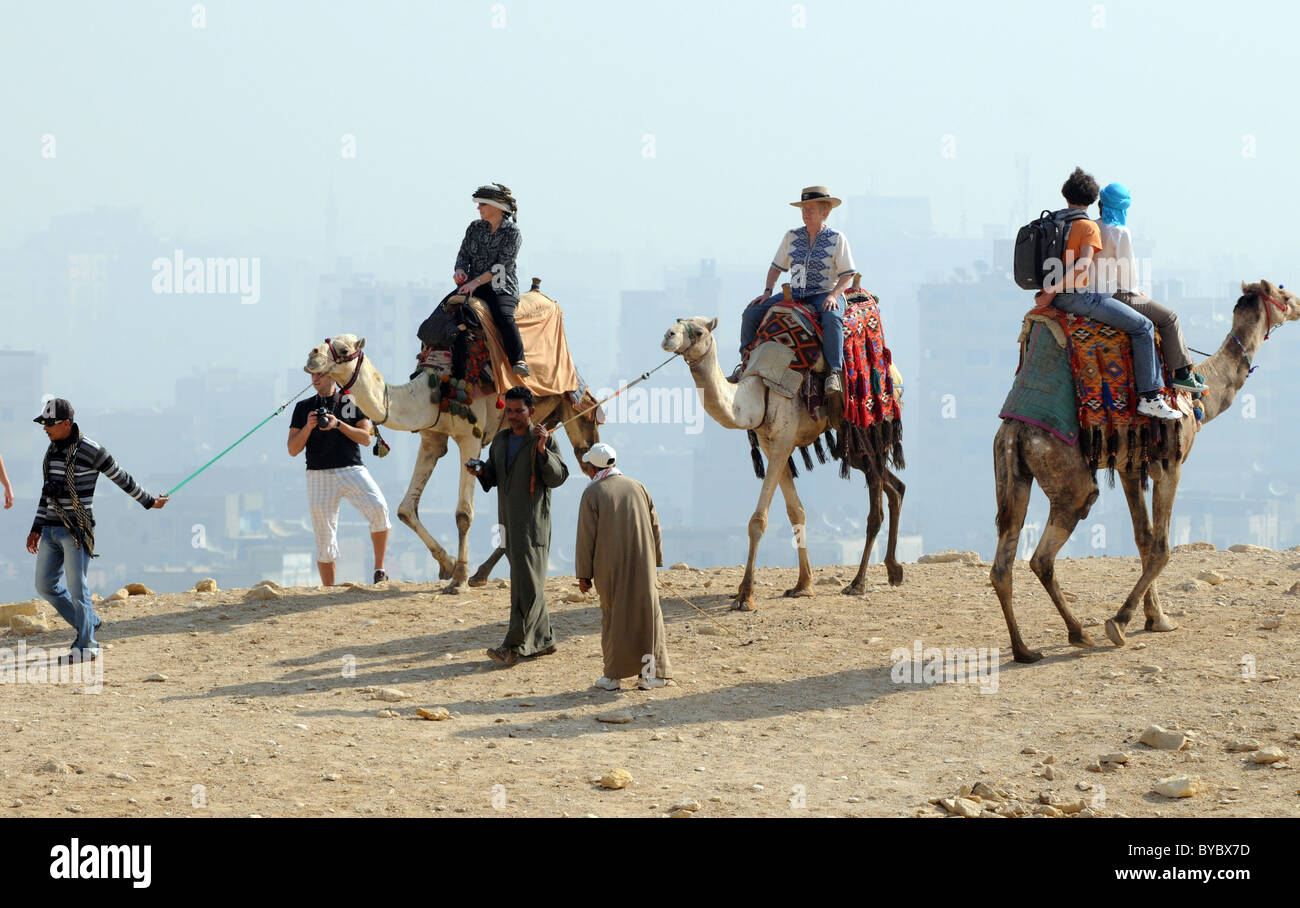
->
[464, 286, 525, 365]
[740, 291, 845, 371]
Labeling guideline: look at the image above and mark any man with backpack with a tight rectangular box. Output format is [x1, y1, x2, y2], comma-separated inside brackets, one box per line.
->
[1016, 167, 1181, 420]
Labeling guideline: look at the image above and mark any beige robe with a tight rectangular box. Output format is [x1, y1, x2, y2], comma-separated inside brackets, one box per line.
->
[575, 474, 672, 680]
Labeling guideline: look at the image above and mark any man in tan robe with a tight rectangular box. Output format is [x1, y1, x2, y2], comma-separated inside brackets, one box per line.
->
[575, 444, 673, 691]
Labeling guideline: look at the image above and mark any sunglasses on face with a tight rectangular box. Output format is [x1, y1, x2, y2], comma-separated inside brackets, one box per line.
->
[39, 419, 67, 427]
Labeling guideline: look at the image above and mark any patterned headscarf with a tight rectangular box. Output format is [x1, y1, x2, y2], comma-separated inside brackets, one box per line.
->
[1099, 182, 1131, 226]
[472, 183, 518, 221]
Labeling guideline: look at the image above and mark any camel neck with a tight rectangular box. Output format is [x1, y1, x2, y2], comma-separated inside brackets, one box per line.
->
[1197, 299, 1271, 424]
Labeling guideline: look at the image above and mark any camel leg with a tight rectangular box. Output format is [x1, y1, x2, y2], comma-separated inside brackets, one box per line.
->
[843, 472, 884, 596]
[440, 433, 482, 592]
[882, 470, 905, 586]
[777, 468, 814, 598]
[990, 427, 1041, 663]
[735, 447, 790, 612]
[468, 546, 506, 587]
[1029, 501, 1097, 650]
[1107, 467, 1180, 645]
[397, 430, 457, 580]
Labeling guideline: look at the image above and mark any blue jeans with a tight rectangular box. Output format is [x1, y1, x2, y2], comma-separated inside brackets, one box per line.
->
[739, 291, 845, 371]
[1052, 291, 1160, 393]
[35, 525, 100, 650]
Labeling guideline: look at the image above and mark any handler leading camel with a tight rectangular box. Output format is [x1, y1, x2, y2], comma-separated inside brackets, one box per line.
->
[732, 185, 856, 399]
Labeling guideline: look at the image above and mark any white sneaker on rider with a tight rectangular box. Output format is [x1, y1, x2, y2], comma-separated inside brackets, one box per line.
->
[1137, 396, 1182, 420]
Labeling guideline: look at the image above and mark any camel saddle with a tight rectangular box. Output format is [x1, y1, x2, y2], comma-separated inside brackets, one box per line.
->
[1001, 308, 1200, 480]
[415, 288, 600, 419]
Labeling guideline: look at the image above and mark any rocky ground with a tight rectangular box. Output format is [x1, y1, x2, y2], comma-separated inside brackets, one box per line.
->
[0, 545, 1297, 818]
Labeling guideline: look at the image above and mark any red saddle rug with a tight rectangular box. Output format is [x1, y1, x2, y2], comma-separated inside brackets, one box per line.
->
[1036, 307, 1190, 478]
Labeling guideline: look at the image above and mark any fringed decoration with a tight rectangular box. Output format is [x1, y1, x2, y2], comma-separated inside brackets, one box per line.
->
[787, 456, 799, 479]
[800, 446, 814, 472]
[812, 437, 828, 463]
[826, 428, 841, 459]
[748, 429, 765, 480]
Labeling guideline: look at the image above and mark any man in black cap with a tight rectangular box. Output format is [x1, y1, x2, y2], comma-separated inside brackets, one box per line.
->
[25, 398, 168, 662]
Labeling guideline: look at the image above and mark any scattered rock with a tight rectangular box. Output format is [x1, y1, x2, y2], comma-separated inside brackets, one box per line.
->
[1138, 664, 1163, 675]
[254, 580, 283, 590]
[10, 615, 49, 635]
[375, 709, 400, 719]
[1139, 725, 1187, 750]
[1100, 752, 1130, 765]
[38, 760, 71, 774]
[918, 550, 981, 565]
[1172, 542, 1215, 553]
[1259, 615, 1284, 630]
[370, 688, 410, 702]
[599, 768, 633, 790]
[1227, 740, 1262, 753]
[1252, 747, 1287, 765]
[323, 772, 341, 781]
[1153, 775, 1200, 798]
[695, 625, 727, 636]
[668, 562, 690, 570]
[1173, 579, 1208, 592]
[245, 586, 281, 601]
[415, 707, 452, 721]
[1197, 571, 1226, 585]
[1287, 582, 1300, 596]
[667, 808, 695, 818]
[671, 799, 702, 813]
[104, 589, 130, 603]
[194, 578, 218, 593]
[124, 583, 154, 596]
[107, 772, 136, 782]
[0, 602, 39, 622]
[1034, 804, 1064, 817]
[950, 797, 982, 818]
[1228, 544, 1270, 554]
[142, 673, 168, 682]
[597, 712, 633, 725]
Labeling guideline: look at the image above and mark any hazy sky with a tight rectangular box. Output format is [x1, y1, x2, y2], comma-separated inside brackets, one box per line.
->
[4, 0, 1298, 278]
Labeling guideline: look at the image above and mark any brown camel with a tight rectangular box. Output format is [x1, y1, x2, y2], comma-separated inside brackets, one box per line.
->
[991, 279, 1300, 663]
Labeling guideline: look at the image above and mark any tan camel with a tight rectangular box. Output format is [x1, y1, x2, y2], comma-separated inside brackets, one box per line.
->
[991, 279, 1300, 662]
[661, 313, 904, 611]
[304, 333, 598, 591]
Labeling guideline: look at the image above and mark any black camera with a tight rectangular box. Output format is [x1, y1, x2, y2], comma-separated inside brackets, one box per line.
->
[314, 407, 332, 428]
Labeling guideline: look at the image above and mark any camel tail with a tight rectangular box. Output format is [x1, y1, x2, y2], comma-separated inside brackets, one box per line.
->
[748, 429, 765, 479]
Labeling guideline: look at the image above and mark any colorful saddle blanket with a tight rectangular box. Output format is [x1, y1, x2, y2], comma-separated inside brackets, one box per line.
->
[743, 301, 824, 372]
[841, 290, 901, 434]
[1000, 309, 1196, 477]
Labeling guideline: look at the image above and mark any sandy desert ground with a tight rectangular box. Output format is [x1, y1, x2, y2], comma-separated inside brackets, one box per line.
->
[1, 545, 1297, 818]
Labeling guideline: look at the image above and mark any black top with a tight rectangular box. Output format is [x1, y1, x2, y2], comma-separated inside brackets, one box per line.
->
[454, 216, 522, 301]
[290, 393, 367, 470]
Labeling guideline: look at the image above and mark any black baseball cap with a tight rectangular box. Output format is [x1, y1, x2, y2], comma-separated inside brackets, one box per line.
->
[34, 398, 75, 425]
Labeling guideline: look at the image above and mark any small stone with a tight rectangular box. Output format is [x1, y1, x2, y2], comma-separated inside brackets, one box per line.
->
[124, 583, 154, 595]
[1138, 664, 1163, 674]
[667, 808, 694, 818]
[597, 712, 633, 725]
[8, 799, 21, 808]
[370, 688, 411, 702]
[38, 760, 71, 774]
[1139, 725, 1187, 750]
[750, 783, 764, 792]
[1252, 747, 1287, 764]
[245, 586, 281, 601]
[1042, 754, 1056, 764]
[1226, 740, 1261, 753]
[1021, 747, 1040, 755]
[375, 709, 399, 718]
[1259, 616, 1284, 630]
[671, 799, 702, 812]
[1197, 570, 1226, 585]
[1100, 752, 1130, 764]
[695, 625, 726, 636]
[599, 768, 633, 790]
[107, 771, 136, 782]
[951, 797, 982, 818]
[105, 588, 130, 603]
[1034, 804, 1064, 817]
[1228, 544, 1269, 554]
[669, 562, 690, 570]
[1085, 761, 1102, 773]
[917, 550, 981, 564]
[0, 602, 39, 622]
[415, 707, 452, 721]
[1174, 580, 1208, 592]
[142, 673, 168, 682]
[1056, 798, 1086, 815]
[1153, 775, 1200, 798]
[10, 615, 49, 635]
[292, 723, 308, 730]
[323, 773, 341, 781]
[194, 578, 218, 593]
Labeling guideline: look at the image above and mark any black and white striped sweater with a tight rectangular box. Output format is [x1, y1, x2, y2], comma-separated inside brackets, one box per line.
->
[30, 426, 157, 534]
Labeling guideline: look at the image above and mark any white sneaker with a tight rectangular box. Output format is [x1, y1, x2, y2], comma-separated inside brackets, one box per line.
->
[1137, 396, 1182, 420]
[637, 676, 667, 690]
[593, 677, 620, 691]
[824, 371, 844, 394]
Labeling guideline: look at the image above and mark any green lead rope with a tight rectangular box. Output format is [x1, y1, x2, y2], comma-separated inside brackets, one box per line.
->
[165, 382, 314, 497]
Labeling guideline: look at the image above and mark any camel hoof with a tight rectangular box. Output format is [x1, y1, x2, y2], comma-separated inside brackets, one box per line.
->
[1144, 616, 1179, 633]
[467, 576, 488, 588]
[886, 564, 904, 586]
[1104, 618, 1126, 647]
[731, 600, 755, 612]
[783, 586, 814, 599]
[440, 583, 463, 596]
[1068, 630, 1097, 649]
[842, 582, 866, 596]
[437, 564, 455, 581]
[1014, 648, 1044, 664]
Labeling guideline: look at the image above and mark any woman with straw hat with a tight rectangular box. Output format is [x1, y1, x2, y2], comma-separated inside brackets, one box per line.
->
[732, 186, 856, 394]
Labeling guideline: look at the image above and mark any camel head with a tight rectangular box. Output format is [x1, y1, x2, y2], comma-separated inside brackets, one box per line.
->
[304, 334, 366, 377]
[661, 316, 718, 362]
[1239, 280, 1300, 330]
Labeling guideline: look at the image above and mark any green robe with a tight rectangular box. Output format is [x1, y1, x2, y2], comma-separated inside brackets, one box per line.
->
[477, 428, 568, 655]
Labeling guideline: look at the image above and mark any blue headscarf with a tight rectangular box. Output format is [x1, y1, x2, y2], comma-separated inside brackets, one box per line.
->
[1098, 182, 1131, 226]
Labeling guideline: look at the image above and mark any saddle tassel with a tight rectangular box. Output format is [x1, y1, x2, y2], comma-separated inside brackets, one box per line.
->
[748, 429, 765, 480]
[799, 446, 814, 472]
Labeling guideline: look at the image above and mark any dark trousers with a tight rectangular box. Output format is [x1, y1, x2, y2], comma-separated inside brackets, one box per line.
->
[467, 286, 525, 365]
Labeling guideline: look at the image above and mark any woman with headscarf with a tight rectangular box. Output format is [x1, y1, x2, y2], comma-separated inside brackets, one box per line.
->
[451, 183, 529, 377]
[1093, 182, 1206, 392]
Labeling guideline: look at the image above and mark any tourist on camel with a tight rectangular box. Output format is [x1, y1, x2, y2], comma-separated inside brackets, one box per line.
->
[731, 186, 856, 394]
[443, 183, 529, 378]
[1034, 167, 1181, 420]
[1091, 181, 1207, 393]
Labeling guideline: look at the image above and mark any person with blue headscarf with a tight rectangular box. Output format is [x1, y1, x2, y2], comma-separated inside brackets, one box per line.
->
[1092, 182, 1207, 392]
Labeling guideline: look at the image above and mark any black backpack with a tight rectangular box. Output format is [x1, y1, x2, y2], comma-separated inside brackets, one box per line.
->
[1013, 208, 1089, 290]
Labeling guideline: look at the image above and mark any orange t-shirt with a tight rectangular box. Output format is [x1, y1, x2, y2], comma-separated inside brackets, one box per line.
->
[1062, 217, 1101, 290]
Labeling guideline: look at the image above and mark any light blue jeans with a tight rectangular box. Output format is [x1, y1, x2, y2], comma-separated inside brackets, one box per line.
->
[740, 291, 845, 371]
[1052, 291, 1160, 393]
[35, 525, 100, 650]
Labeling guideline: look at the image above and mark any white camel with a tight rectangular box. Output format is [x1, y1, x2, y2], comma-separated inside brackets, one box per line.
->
[304, 333, 598, 591]
[660, 312, 904, 612]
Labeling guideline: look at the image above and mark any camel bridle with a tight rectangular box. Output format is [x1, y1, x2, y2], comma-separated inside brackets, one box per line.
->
[321, 338, 390, 425]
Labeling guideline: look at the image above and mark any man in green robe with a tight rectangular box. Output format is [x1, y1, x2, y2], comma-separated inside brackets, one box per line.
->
[467, 385, 568, 665]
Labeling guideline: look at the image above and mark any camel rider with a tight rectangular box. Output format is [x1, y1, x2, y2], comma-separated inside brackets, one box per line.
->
[450, 183, 529, 378]
[732, 186, 855, 393]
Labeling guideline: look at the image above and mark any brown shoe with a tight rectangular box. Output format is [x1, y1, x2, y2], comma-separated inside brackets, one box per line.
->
[486, 645, 519, 666]
[533, 644, 558, 657]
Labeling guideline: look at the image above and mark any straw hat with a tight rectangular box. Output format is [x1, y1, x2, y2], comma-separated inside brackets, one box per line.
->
[790, 186, 842, 209]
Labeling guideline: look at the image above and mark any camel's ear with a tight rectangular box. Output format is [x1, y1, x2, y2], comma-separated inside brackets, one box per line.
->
[706, 317, 718, 332]
[357, 337, 366, 350]
[1259, 279, 1277, 297]
[1242, 280, 1250, 296]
